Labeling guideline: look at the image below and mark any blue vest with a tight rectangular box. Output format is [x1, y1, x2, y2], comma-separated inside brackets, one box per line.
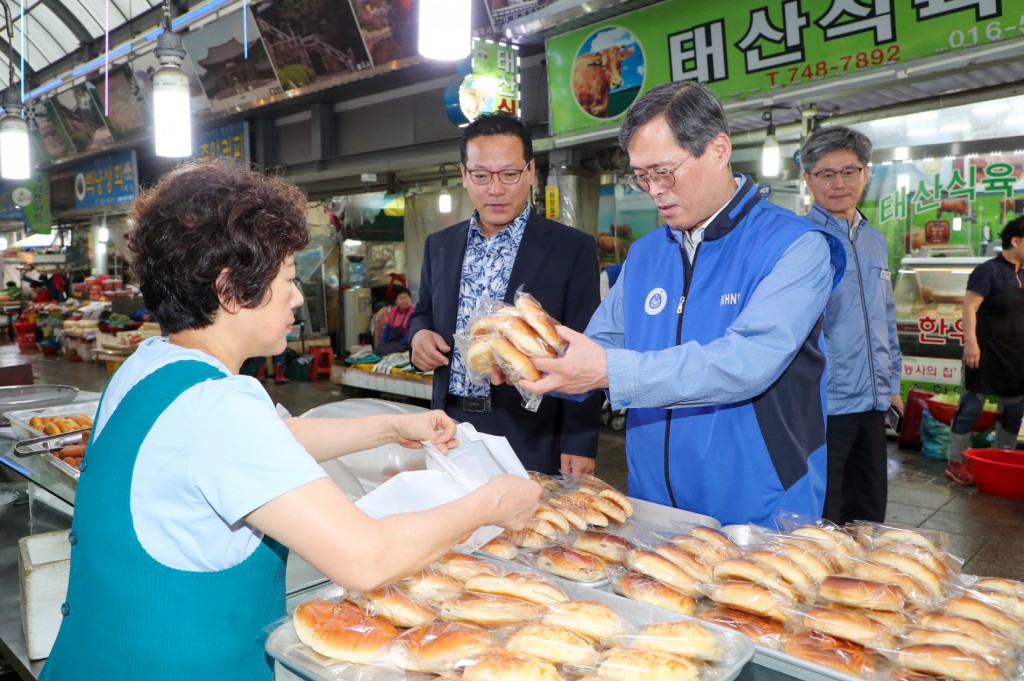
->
[621, 177, 842, 527]
[41, 361, 288, 681]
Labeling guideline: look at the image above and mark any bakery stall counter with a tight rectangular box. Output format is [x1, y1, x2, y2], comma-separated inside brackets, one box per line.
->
[332, 364, 431, 402]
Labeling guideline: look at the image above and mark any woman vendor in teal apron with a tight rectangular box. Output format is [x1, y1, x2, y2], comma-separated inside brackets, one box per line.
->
[41, 159, 542, 681]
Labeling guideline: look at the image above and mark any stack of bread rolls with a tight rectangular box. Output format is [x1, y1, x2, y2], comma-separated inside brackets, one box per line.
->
[465, 292, 567, 384]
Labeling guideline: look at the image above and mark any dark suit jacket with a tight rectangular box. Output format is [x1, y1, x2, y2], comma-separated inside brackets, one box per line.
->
[408, 210, 602, 474]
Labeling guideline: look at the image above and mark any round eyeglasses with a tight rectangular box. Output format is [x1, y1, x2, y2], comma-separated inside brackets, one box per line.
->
[465, 162, 531, 185]
[625, 158, 689, 193]
[808, 166, 864, 185]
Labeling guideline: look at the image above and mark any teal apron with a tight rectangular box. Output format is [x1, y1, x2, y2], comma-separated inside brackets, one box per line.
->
[41, 360, 288, 680]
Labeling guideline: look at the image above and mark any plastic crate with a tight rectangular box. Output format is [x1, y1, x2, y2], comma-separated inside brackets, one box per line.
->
[964, 448, 1024, 499]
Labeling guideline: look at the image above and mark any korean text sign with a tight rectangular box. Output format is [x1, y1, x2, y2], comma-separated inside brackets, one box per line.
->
[73, 150, 137, 210]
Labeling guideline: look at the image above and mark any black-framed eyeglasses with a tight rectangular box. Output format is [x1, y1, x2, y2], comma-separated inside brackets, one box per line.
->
[808, 166, 864, 185]
[465, 162, 531, 185]
[625, 158, 689, 193]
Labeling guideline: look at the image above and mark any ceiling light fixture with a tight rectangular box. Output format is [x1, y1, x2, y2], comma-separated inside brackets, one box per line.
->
[152, 0, 192, 157]
[761, 110, 780, 179]
[438, 165, 452, 214]
[418, 0, 471, 61]
[0, 0, 29, 180]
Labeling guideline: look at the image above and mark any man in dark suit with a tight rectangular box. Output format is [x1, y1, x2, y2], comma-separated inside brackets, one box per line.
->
[408, 113, 602, 475]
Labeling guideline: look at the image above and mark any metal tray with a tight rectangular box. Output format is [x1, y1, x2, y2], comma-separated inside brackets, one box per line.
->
[6, 401, 98, 440]
[267, 559, 755, 681]
[0, 385, 79, 414]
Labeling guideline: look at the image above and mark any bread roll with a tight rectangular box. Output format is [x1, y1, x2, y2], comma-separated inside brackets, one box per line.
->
[437, 552, 498, 583]
[613, 572, 696, 616]
[790, 525, 846, 546]
[974, 576, 1024, 598]
[773, 543, 831, 583]
[466, 336, 497, 375]
[782, 630, 875, 677]
[534, 504, 572, 534]
[689, 526, 740, 556]
[711, 558, 797, 601]
[819, 576, 904, 611]
[653, 543, 711, 584]
[401, 567, 464, 599]
[698, 607, 784, 646]
[491, 336, 542, 382]
[463, 650, 564, 681]
[801, 605, 895, 648]
[514, 293, 566, 353]
[636, 620, 723, 662]
[365, 584, 437, 628]
[541, 600, 627, 642]
[874, 528, 945, 556]
[536, 546, 608, 583]
[974, 587, 1024, 620]
[867, 549, 944, 597]
[440, 592, 543, 628]
[917, 612, 1010, 649]
[572, 530, 634, 565]
[501, 316, 557, 359]
[903, 627, 1006, 660]
[852, 559, 930, 606]
[833, 604, 906, 630]
[669, 534, 733, 565]
[505, 528, 548, 549]
[479, 534, 518, 560]
[546, 497, 590, 530]
[709, 580, 790, 621]
[597, 488, 634, 517]
[506, 624, 598, 666]
[598, 647, 699, 681]
[625, 549, 701, 596]
[308, 609, 399, 663]
[464, 571, 568, 605]
[564, 491, 624, 525]
[525, 517, 560, 539]
[746, 550, 814, 595]
[896, 644, 1002, 681]
[293, 600, 362, 648]
[942, 594, 1024, 640]
[393, 622, 493, 672]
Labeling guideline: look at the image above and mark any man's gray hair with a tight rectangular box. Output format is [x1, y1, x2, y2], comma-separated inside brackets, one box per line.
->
[800, 126, 873, 172]
[618, 81, 729, 158]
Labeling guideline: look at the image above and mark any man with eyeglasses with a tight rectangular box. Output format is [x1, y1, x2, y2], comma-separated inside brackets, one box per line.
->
[408, 113, 602, 476]
[800, 126, 902, 524]
[519, 81, 846, 527]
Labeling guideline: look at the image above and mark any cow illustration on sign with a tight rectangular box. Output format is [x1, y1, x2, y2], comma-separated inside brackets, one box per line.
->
[572, 27, 643, 119]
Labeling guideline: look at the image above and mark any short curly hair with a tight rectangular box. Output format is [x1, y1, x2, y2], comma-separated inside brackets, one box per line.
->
[127, 159, 310, 334]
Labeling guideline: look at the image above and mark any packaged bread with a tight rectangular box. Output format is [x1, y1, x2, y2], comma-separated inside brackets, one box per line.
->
[293, 600, 362, 648]
[533, 503, 572, 534]
[917, 611, 1013, 649]
[711, 558, 797, 601]
[514, 291, 567, 354]
[505, 528, 549, 549]
[563, 490, 624, 525]
[612, 571, 696, 617]
[697, 607, 785, 648]
[462, 649, 565, 681]
[746, 549, 815, 598]
[624, 619, 725, 662]
[799, 605, 897, 649]
[902, 626, 1009, 662]
[491, 336, 542, 383]
[363, 584, 437, 628]
[534, 545, 608, 583]
[818, 575, 905, 611]
[440, 591, 543, 628]
[768, 541, 832, 583]
[597, 647, 699, 681]
[652, 542, 711, 584]
[436, 551, 497, 583]
[540, 600, 628, 642]
[545, 497, 591, 531]
[782, 630, 875, 678]
[941, 594, 1024, 640]
[851, 557, 932, 606]
[831, 604, 907, 631]
[572, 530, 635, 565]
[973, 576, 1024, 598]
[970, 587, 1024, 620]
[400, 566, 464, 600]
[305, 605, 399, 664]
[705, 580, 791, 622]
[625, 549, 701, 596]
[688, 525, 741, 557]
[525, 517, 560, 539]
[463, 570, 568, 605]
[506, 623, 599, 666]
[866, 548, 945, 597]
[391, 621, 493, 673]
[479, 534, 519, 561]
[669, 533, 735, 565]
[895, 643, 1005, 681]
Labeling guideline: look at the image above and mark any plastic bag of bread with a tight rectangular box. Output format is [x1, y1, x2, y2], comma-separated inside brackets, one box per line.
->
[757, 533, 834, 583]
[701, 579, 793, 622]
[291, 598, 400, 664]
[773, 516, 865, 572]
[433, 551, 499, 583]
[560, 472, 635, 521]
[461, 567, 569, 605]
[624, 548, 703, 597]
[956, 581, 1024, 620]
[818, 575, 907, 612]
[398, 566, 464, 601]
[540, 600, 629, 643]
[461, 649, 565, 681]
[603, 619, 727, 663]
[478, 533, 519, 561]
[588, 646, 701, 681]
[358, 583, 438, 628]
[697, 606, 785, 649]
[390, 621, 494, 673]
[739, 545, 819, 602]
[781, 630, 877, 678]
[570, 529, 636, 566]
[609, 568, 697, 617]
[633, 537, 711, 586]
[666, 523, 742, 560]
[504, 622, 600, 666]
[793, 604, 899, 649]
[882, 642, 1010, 681]
[939, 594, 1024, 640]
[518, 545, 609, 584]
[898, 624, 1016, 667]
[439, 591, 545, 628]
[844, 552, 940, 607]
[852, 521, 962, 577]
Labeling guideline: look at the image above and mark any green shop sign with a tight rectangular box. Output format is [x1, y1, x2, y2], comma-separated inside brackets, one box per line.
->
[547, 0, 1020, 135]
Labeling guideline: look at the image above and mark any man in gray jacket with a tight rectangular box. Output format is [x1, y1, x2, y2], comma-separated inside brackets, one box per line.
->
[802, 126, 902, 525]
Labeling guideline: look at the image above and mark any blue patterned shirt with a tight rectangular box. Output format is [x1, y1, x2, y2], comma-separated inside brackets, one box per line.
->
[448, 204, 531, 396]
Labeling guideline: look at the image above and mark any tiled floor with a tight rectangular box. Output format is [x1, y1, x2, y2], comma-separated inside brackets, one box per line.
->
[7, 343, 1024, 581]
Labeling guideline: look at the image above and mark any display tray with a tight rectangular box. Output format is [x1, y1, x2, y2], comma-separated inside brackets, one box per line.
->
[6, 401, 98, 440]
[0, 385, 79, 414]
[267, 560, 755, 681]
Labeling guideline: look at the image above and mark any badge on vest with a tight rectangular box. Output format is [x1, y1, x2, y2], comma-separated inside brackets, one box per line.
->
[880, 269, 891, 281]
[720, 293, 741, 305]
[645, 288, 668, 315]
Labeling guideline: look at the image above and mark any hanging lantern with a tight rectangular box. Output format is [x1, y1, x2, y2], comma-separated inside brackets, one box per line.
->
[418, 0, 472, 61]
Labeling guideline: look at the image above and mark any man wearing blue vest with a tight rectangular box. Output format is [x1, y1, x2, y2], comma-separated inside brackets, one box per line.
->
[522, 82, 846, 527]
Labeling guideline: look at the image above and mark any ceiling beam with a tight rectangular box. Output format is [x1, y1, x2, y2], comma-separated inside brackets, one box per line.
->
[0, 37, 35, 81]
[38, 0, 93, 45]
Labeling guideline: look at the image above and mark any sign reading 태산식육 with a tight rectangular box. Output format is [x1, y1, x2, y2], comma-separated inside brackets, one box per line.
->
[194, 119, 249, 162]
[546, 0, 1019, 135]
[446, 38, 521, 127]
[74, 149, 137, 210]
[0, 173, 52, 233]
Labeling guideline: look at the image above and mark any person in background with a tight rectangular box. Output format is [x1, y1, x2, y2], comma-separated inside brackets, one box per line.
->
[22, 270, 64, 302]
[29, 282, 52, 303]
[944, 216, 1024, 485]
[41, 159, 541, 681]
[800, 126, 902, 525]
[246, 351, 290, 384]
[518, 81, 846, 527]
[599, 262, 623, 300]
[408, 112, 602, 476]
[374, 285, 415, 356]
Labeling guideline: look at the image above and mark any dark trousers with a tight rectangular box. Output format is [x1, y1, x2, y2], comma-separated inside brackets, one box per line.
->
[823, 411, 887, 525]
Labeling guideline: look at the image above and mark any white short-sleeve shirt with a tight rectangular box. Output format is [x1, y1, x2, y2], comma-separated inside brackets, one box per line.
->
[94, 337, 327, 571]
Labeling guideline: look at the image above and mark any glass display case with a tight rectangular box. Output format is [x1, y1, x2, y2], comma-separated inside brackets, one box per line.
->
[893, 256, 986, 396]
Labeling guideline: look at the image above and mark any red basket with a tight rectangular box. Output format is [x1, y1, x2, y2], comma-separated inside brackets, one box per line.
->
[926, 398, 998, 431]
[13, 321, 35, 334]
[16, 332, 37, 349]
[964, 448, 1024, 499]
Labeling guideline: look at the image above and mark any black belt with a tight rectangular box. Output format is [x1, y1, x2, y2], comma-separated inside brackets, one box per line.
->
[446, 393, 491, 413]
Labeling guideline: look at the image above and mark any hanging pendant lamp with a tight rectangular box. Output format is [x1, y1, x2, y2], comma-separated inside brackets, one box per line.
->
[418, 0, 471, 61]
[0, 0, 29, 179]
[152, 1, 192, 157]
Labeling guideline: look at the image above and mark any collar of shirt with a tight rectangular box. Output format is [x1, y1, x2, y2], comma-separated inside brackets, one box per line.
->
[667, 177, 741, 261]
[467, 204, 531, 247]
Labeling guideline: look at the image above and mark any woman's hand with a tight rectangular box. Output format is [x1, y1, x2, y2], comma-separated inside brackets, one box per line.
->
[393, 410, 460, 453]
[482, 475, 543, 530]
